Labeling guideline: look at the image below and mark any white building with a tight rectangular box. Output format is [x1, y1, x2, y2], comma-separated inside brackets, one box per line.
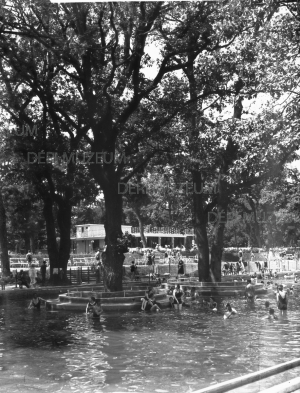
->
[71, 224, 194, 254]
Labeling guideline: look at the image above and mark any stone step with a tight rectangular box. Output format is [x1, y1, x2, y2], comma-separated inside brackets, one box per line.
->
[46, 298, 170, 312]
[67, 289, 161, 298]
[59, 292, 167, 304]
[168, 280, 254, 287]
[197, 288, 269, 297]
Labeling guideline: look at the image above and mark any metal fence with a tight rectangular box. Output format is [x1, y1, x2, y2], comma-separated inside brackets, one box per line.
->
[269, 259, 300, 271]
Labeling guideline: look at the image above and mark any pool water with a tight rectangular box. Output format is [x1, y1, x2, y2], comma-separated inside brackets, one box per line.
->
[0, 291, 300, 393]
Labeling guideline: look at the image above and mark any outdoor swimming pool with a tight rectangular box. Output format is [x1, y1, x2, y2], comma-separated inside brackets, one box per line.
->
[0, 290, 300, 393]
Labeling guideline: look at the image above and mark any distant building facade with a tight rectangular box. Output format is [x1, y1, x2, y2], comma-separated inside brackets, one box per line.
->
[71, 224, 194, 253]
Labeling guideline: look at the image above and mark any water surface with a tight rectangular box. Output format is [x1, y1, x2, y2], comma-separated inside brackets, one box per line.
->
[0, 291, 300, 392]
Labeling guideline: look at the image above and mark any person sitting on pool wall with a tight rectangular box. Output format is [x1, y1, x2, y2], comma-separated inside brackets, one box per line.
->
[277, 284, 288, 312]
[141, 288, 155, 310]
[144, 296, 161, 312]
[28, 293, 45, 310]
[224, 303, 237, 319]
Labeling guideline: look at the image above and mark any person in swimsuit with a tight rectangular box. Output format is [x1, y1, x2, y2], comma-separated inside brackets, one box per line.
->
[130, 261, 136, 280]
[265, 301, 270, 310]
[173, 284, 183, 310]
[18, 270, 30, 288]
[245, 279, 256, 303]
[277, 284, 288, 311]
[86, 296, 98, 315]
[224, 303, 237, 319]
[209, 297, 217, 312]
[28, 293, 45, 309]
[263, 308, 278, 320]
[177, 259, 184, 276]
[91, 300, 103, 318]
[144, 296, 161, 312]
[169, 296, 175, 308]
[141, 289, 155, 310]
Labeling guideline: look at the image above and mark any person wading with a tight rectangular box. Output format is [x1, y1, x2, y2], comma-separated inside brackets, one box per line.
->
[277, 284, 288, 312]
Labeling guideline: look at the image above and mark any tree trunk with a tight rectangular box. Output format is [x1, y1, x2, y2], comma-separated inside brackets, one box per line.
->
[57, 200, 72, 279]
[102, 183, 125, 291]
[210, 182, 228, 282]
[192, 171, 210, 281]
[185, 59, 210, 282]
[30, 236, 35, 254]
[43, 196, 59, 277]
[209, 98, 242, 281]
[24, 234, 31, 254]
[132, 207, 147, 248]
[0, 190, 10, 276]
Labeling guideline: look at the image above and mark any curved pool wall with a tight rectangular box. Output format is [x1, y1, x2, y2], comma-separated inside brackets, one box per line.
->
[46, 287, 170, 312]
[0, 281, 153, 300]
[165, 281, 269, 297]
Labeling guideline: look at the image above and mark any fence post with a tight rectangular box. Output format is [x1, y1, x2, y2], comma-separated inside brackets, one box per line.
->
[69, 268, 71, 283]
[88, 267, 90, 283]
[81, 267, 82, 282]
[15, 273, 17, 288]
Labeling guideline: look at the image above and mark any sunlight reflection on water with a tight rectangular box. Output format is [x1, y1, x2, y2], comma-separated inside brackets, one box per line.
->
[0, 291, 300, 393]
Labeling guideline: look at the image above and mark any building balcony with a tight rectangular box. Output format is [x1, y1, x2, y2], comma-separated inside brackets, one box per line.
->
[131, 227, 194, 236]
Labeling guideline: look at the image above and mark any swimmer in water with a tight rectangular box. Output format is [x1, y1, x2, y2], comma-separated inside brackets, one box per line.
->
[209, 297, 217, 312]
[245, 279, 256, 303]
[86, 296, 97, 313]
[224, 303, 237, 319]
[86, 296, 103, 317]
[276, 284, 288, 312]
[265, 301, 270, 309]
[173, 284, 184, 310]
[28, 293, 45, 309]
[92, 300, 103, 317]
[263, 308, 278, 320]
[169, 296, 175, 309]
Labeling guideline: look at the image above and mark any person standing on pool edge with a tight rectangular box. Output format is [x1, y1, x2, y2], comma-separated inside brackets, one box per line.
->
[177, 258, 184, 277]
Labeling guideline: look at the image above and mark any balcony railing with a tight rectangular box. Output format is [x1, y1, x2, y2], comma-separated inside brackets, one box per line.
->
[131, 227, 194, 235]
[74, 230, 105, 238]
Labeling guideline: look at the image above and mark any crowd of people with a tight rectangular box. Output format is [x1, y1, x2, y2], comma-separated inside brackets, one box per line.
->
[129, 257, 186, 281]
[137, 276, 295, 320]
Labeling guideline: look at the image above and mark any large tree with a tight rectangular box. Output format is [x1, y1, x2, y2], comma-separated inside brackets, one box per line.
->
[0, 1, 254, 289]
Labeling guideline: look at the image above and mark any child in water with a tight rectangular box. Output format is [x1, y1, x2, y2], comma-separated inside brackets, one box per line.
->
[224, 303, 237, 319]
[265, 301, 270, 309]
[263, 308, 278, 320]
[86, 296, 103, 318]
[209, 297, 217, 312]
